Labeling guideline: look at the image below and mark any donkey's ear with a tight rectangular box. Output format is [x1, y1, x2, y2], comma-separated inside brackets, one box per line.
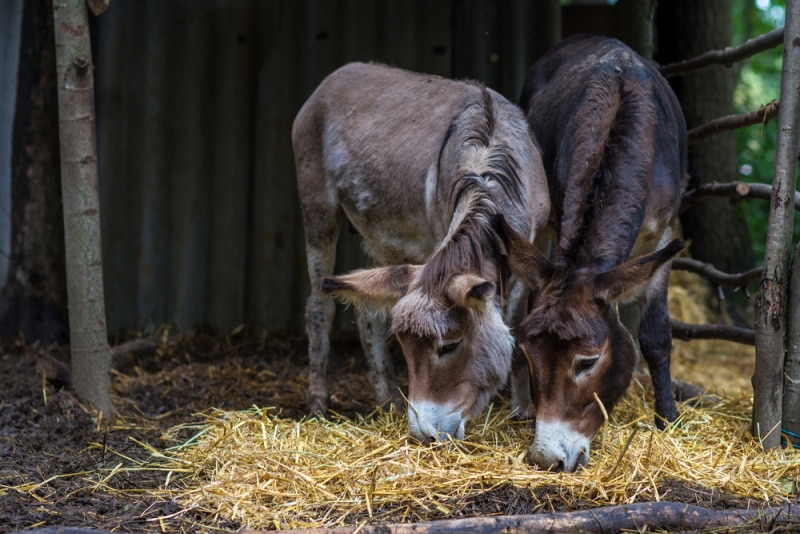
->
[593, 239, 684, 304]
[322, 264, 421, 311]
[490, 213, 550, 290]
[447, 273, 495, 310]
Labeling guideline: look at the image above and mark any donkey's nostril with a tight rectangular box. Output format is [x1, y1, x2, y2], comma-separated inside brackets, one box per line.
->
[553, 460, 565, 472]
[414, 434, 434, 446]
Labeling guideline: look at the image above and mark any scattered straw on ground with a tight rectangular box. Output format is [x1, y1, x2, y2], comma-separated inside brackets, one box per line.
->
[94, 267, 790, 530]
[134, 387, 799, 530]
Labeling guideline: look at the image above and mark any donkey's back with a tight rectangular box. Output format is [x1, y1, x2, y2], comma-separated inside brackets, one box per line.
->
[520, 35, 687, 265]
[294, 62, 540, 265]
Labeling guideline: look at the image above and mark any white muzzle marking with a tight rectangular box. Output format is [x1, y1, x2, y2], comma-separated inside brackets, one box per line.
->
[529, 419, 591, 472]
[407, 400, 465, 443]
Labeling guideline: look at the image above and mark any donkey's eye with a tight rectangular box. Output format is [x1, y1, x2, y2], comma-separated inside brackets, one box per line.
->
[438, 340, 461, 357]
[574, 355, 599, 377]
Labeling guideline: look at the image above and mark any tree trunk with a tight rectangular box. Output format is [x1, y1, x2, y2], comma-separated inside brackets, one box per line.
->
[757, 0, 800, 450]
[785, 239, 800, 446]
[614, 0, 655, 59]
[655, 0, 755, 320]
[53, 0, 113, 416]
[0, 0, 68, 345]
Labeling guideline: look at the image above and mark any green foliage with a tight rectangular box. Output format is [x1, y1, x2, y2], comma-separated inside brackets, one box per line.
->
[732, 0, 799, 262]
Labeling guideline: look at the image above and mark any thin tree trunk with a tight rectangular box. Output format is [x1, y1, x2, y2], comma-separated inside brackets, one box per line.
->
[53, 0, 112, 416]
[783, 239, 800, 446]
[753, 0, 800, 450]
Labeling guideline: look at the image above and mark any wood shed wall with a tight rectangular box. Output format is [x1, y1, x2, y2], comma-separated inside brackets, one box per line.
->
[92, 0, 557, 335]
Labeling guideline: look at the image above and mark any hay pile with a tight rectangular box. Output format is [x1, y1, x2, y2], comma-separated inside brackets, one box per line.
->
[134, 270, 796, 530]
[149, 393, 798, 530]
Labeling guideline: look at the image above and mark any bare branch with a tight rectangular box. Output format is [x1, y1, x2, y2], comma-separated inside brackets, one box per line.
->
[672, 257, 763, 288]
[660, 27, 784, 78]
[681, 180, 800, 212]
[671, 319, 755, 346]
[688, 101, 779, 143]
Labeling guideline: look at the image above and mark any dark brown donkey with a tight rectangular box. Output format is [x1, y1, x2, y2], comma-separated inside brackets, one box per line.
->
[496, 34, 689, 471]
[293, 62, 549, 443]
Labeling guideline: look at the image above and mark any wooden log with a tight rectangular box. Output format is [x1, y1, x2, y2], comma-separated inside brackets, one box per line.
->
[35, 354, 73, 387]
[240, 503, 800, 534]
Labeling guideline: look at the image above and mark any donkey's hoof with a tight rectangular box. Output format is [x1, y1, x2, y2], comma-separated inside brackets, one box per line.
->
[307, 397, 329, 418]
[654, 408, 680, 430]
[509, 402, 536, 422]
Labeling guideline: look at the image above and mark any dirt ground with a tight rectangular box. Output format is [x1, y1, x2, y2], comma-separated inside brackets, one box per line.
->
[0, 327, 793, 533]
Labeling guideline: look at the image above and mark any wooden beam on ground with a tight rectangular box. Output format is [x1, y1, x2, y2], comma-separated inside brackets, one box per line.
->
[239, 503, 800, 534]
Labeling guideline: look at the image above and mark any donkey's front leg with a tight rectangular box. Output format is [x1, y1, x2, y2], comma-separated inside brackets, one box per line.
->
[505, 278, 534, 420]
[510, 345, 534, 420]
[356, 309, 403, 411]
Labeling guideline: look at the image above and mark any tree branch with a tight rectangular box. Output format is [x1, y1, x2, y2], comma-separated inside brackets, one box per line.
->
[243, 502, 799, 534]
[671, 319, 755, 345]
[688, 100, 779, 143]
[672, 257, 763, 288]
[681, 180, 800, 212]
[660, 27, 784, 78]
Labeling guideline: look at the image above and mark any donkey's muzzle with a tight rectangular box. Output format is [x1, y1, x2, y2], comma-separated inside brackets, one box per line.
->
[407, 400, 466, 443]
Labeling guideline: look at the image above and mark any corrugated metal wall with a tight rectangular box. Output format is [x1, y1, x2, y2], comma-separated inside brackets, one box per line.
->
[93, 0, 559, 334]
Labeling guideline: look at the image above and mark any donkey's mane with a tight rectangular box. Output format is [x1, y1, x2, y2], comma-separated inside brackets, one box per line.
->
[525, 287, 605, 342]
[421, 184, 502, 294]
[419, 86, 522, 299]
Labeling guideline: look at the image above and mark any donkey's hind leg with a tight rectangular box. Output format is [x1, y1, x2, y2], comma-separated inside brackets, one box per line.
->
[356, 309, 403, 411]
[303, 216, 342, 416]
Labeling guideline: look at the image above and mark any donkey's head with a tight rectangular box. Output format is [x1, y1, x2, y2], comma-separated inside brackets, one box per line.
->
[322, 263, 513, 443]
[494, 215, 683, 471]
